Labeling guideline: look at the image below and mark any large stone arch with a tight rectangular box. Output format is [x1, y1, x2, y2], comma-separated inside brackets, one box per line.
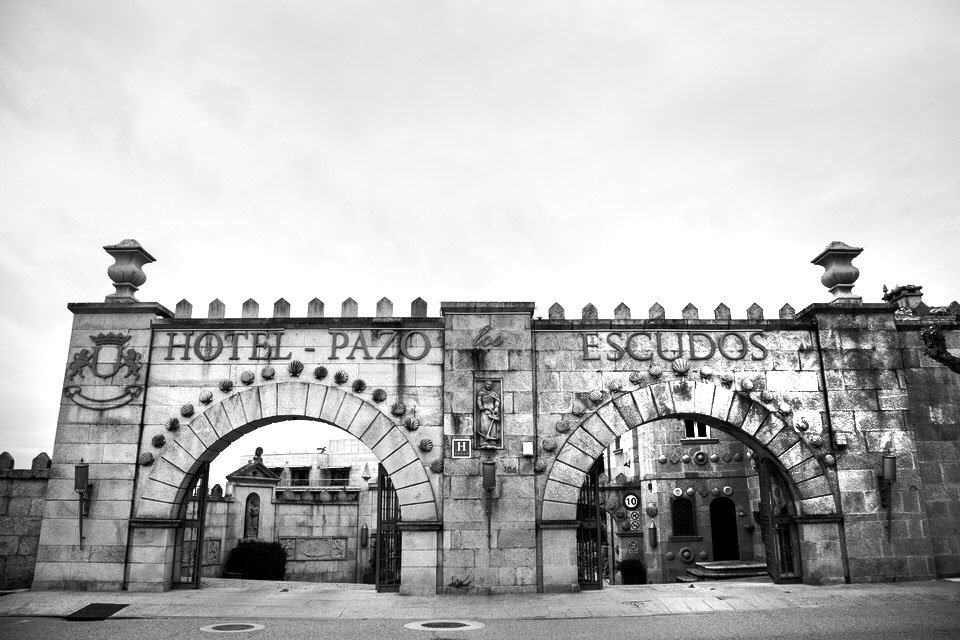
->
[137, 381, 438, 522]
[541, 378, 838, 522]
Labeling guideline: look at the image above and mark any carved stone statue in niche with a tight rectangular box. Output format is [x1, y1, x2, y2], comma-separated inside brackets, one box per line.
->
[244, 493, 261, 539]
[475, 379, 502, 449]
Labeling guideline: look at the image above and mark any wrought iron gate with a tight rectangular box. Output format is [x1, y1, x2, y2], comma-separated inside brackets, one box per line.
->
[375, 463, 402, 592]
[756, 457, 802, 583]
[576, 458, 604, 590]
[173, 462, 209, 589]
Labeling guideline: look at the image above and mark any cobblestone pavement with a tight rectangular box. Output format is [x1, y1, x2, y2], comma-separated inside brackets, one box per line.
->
[1, 578, 958, 621]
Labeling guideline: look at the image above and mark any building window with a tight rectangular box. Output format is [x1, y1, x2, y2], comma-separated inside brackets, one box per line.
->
[327, 467, 350, 487]
[289, 466, 311, 486]
[683, 419, 710, 440]
[671, 497, 697, 536]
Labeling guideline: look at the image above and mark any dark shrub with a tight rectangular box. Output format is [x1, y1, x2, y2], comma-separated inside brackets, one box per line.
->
[616, 558, 647, 585]
[224, 541, 287, 580]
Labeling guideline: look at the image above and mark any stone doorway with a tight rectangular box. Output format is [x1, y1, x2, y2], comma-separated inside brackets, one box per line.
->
[709, 497, 740, 562]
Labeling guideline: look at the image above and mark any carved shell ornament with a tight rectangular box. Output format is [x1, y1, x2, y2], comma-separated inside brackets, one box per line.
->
[199, 390, 213, 405]
[542, 438, 557, 452]
[241, 371, 256, 385]
[721, 372, 735, 386]
[352, 378, 367, 393]
[313, 366, 328, 381]
[699, 366, 713, 379]
[219, 379, 233, 393]
[372, 388, 387, 403]
[534, 459, 547, 474]
[166, 417, 180, 432]
[404, 418, 420, 431]
[180, 403, 195, 418]
[629, 371, 643, 385]
[419, 439, 434, 452]
[761, 390, 775, 403]
[571, 402, 585, 417]
[334, 370, 349, 384]
[261, 365, 276, 380]
[740, 378, 754, 392]
[138, 452, 155, 467]
[823, 454, 836, 467]
[555, 420, 571, 434]
[648, 365, 663, 379]
[607, 379, 623, 392]
[589, 389, 603, 403]
[671, 359, 690, 376]
[430, 458, 444, 473]
[287, 360, 304, 377]
[151, 434, 166, 448]
[391, 402, 406, 417]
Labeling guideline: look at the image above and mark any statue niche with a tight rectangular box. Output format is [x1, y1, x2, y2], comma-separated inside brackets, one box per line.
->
[243, 492, 261, 539]
[475, 378, 503, 449]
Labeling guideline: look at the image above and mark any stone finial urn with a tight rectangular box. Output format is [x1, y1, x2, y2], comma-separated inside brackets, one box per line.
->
[104, 239, 155, 302]
[811, 241, 863, 303]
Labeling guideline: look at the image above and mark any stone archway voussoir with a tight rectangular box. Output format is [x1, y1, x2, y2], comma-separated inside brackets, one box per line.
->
[612, 393, 644, 427]
[276, 381, 310, 417]
[555, 440, 596, 473]
[237, 386, 263, 424]
[541, 500, 574, 522]
[257, 383, 279, 419]
[543, 481, 580, 505]
[668, 380, 696, 415]
[710, 386, 736, 423]
[318, 386, 347, 424]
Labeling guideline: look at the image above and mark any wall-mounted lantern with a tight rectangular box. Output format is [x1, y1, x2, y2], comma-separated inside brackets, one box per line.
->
[74, 459, 93, 546]
[878, 453, 897, 540]
[360, 524, 369, 547]
[648, 522, 658, 549]
[482, 461, 496, 492]
[878, 453, 897, 509]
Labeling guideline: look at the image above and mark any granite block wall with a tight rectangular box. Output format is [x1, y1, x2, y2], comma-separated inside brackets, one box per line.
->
[899, 323, 960, 577]
[0, 454, 51, 589]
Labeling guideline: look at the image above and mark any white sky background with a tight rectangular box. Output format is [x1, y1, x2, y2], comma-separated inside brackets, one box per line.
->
[1, 1, 959, 483]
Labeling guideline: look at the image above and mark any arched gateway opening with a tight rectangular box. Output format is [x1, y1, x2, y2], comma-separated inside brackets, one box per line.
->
[129, 382, 438, 593]
[540, 379, 842, 588]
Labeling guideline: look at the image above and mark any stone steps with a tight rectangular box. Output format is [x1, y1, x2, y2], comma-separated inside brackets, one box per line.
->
[677, 560, 769, 582]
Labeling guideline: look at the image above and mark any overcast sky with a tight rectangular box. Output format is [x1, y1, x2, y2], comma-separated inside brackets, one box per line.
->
[1, 1, 958, 481]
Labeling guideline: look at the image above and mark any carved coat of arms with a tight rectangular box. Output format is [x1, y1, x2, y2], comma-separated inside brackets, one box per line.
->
[63, 333, 144, 410]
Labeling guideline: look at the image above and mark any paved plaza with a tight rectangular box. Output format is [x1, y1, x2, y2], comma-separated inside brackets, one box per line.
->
[1, 578, 958, 622]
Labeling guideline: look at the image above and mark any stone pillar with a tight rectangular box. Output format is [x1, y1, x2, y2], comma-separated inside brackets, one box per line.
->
[440, 302, 537, 594]
[33, 301, 171, 590]
[398, 525, 441, 595]
[799, 304, 937, 582]
[540, 526, 579, 593]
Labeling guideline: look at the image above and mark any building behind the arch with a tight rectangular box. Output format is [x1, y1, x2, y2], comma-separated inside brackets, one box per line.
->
[7, 239, 959, 593]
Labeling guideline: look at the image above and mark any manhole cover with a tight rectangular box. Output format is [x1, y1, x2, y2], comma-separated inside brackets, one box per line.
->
[404, 620, 484, 631]
[199, 623, 265, 633]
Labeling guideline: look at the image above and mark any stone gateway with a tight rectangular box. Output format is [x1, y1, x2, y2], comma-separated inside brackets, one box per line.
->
[13, 239, 960, 594]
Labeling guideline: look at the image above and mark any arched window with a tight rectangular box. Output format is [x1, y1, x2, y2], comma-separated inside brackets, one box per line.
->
[671, 497, 696, 536]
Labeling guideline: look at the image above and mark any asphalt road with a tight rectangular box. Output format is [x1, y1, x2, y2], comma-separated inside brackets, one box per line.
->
[1, 598, 957, 640]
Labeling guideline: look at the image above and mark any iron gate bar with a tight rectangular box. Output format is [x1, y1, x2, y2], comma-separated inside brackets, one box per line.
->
[576, 458, 604, 590]
[376, 463, 402, 591]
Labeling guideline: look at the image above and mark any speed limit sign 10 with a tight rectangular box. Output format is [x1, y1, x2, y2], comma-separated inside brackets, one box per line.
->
[623, 493, 639, 509]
